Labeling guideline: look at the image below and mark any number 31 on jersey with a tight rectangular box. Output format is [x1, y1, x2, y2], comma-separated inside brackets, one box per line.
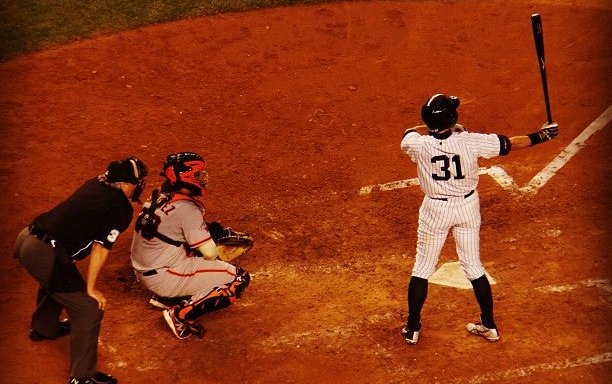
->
[431, 155, 465, 181]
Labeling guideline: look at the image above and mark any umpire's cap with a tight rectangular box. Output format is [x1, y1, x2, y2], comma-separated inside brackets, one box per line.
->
[106, 157, 148, 184]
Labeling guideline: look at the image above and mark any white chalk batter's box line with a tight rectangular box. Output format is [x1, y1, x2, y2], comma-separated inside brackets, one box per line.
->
[535, 278, 612, 294]
[254, 307, 612, 382]
[359, 105, 612, 196]
[448, 352, 612, 384]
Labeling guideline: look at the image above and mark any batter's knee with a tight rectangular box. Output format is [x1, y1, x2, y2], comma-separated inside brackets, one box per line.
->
[464, 266, 486, 281]
[411, 264, 436, 280]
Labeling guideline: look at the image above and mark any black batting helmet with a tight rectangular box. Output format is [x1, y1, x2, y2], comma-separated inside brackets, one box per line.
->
[421, 94, 460, 132]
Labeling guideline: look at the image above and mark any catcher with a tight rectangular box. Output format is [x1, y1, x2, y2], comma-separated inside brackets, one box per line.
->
[130, 152, 253, 339]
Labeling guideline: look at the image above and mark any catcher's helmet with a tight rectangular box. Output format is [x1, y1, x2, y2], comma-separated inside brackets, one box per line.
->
[161, 152, 208, 196]
[105, 157, 148, 202]
[421, 94, 460, 132]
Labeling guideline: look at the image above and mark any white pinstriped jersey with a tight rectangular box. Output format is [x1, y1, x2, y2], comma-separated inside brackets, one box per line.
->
[401, 126, 506, 280]
[401, 128, 501, 198]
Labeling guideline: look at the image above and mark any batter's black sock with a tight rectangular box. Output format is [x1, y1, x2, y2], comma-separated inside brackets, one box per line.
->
[407, 276, 428, 330]
[470, 274, 496, 329]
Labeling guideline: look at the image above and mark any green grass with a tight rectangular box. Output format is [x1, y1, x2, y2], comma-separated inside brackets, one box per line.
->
[0, 0, 332, 61]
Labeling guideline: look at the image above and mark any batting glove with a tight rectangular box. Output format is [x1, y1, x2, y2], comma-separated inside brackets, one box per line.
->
[528, 122, 558, 146]
[539, 122, 559, 140]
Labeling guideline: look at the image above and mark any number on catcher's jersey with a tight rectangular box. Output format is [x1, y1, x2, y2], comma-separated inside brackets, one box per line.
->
[135, 210, 162, 240]
[135, 189, 170, 241]
[430, 154, 465, 181]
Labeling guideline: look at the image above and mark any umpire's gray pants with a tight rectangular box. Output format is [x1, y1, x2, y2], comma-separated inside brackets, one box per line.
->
[14, 228, 103, 379]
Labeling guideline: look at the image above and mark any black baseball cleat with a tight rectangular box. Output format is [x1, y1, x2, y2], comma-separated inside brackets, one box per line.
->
[68, 371, 118, 384]
[466, 321, 500, 341]
[402, 326, 420, 345]
[29, 319, 71, 341]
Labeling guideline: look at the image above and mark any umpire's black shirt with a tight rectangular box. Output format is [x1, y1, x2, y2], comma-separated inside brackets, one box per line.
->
[33, 178, 133, 261]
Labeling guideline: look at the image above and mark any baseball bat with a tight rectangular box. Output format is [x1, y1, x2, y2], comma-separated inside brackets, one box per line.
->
[531, 13, 553, 124]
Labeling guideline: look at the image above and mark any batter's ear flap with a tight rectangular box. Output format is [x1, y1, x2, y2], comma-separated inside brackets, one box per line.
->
[450, 96, 460, 109]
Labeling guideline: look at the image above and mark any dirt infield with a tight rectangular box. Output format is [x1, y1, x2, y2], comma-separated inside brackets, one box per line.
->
[1, 1, 611, 383]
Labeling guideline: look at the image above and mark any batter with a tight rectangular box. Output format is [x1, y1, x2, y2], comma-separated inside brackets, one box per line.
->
[400, 93, 558, 345]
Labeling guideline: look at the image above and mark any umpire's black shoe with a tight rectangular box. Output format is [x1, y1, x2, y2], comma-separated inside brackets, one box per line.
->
[68, 371, 118, 384]
[29, 319, 71, 341]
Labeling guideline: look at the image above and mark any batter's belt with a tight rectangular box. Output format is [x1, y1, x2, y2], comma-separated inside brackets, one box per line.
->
[430, 190, 474, 201]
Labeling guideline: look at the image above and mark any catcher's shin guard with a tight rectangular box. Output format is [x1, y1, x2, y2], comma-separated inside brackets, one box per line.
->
[178, 287, 236, 321]
[175, 269, 250, 321]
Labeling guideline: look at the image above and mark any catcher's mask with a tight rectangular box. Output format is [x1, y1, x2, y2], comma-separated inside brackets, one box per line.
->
[105, 157, 148, 202]
[421, 93, 460, 133]
[162, 152, 208, 196]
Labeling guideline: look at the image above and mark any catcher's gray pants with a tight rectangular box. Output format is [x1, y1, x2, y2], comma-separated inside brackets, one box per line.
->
[14, 227, 103, 379]
[136, 257, 238, 303]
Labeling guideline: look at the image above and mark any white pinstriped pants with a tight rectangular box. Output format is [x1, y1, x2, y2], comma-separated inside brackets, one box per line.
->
[411, 191, 486, 281]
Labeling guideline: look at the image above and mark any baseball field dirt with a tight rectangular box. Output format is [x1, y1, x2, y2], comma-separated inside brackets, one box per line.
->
[1, 1, 610, 383]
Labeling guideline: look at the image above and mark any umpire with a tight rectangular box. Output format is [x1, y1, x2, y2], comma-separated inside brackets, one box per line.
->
[14, 157, 147, 384]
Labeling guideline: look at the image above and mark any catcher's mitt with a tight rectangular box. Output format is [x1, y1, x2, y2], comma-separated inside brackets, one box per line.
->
[207, 222, 254, 262]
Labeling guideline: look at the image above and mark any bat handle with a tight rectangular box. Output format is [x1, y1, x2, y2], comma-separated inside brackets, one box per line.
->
[543, 78, 553, 124]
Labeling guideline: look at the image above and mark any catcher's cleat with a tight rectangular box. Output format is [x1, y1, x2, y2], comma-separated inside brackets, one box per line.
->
[30, 319, 71, 342]
[163, 307, 191, 340]
[186, 320, 204, 338]
[68, 371, 117, 384]
[466, 322, 500, 341]
[402, 327, 420, 345]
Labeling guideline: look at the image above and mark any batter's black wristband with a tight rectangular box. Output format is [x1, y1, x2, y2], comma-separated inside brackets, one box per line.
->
[528, 131, 545, 146]
[498, 135, 511, 156]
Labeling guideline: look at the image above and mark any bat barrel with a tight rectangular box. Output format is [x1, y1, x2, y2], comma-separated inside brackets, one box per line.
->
[531, 13, 553, 123]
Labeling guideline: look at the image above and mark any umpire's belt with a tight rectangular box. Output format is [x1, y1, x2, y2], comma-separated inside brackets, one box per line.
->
[431, 190, 474, 201]
[28, 225, 58, 248]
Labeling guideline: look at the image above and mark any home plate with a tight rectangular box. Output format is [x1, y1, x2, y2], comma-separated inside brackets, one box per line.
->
[429, 261, 496, 289]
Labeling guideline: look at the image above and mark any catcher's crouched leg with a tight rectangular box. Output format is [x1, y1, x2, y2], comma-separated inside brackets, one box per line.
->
[162, 268, 251, 339]
[178, 269, 250, 321]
